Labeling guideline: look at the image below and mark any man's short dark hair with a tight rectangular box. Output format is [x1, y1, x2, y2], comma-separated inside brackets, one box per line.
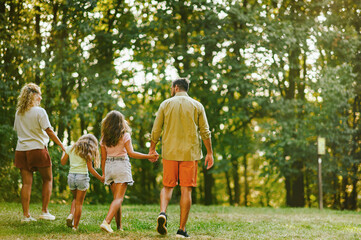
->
[172, 78, 189, 92]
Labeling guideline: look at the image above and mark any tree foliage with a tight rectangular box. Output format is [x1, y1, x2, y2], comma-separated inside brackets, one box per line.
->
[1, 0, 361, 209]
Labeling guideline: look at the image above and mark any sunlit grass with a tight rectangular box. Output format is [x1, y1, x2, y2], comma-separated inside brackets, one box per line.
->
[1, 202, 361, 239]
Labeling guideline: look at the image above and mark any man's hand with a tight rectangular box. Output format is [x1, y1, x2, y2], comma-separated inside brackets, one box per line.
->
[148, 141, 159, 162]
[148, 151, 159, 162]
[204, 153, 214, 170]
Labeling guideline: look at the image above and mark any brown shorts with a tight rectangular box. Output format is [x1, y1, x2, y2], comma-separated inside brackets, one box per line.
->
[14, 148, 52, 172]
[162, 159, 198, 187]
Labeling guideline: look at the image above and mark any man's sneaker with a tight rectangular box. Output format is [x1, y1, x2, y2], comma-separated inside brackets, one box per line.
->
[100, 220, 113, 233]
[39, 212, 55, 220]
[176, 229, 190, 238]
[21, 215, 37, 222]
[156, 212, 167, 235]
[66, 214, 74, 227]
[72, 227, 78, 231]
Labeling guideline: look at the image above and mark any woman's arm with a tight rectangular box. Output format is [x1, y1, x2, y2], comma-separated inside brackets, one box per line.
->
[86, 160, 104, 183]
[125, 140, 158, 160]
[45, 127, 66, 151]
[60, 151, 69, 166]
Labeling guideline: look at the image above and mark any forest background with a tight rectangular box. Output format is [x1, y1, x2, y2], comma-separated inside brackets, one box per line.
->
[1, 0, 361, 210]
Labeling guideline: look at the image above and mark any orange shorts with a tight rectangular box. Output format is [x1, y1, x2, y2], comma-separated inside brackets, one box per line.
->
[15, 148, 51, 172]
[162, 159, 198, 187]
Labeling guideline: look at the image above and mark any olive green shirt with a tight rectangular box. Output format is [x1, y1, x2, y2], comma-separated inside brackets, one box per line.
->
[151, 92, 211, 161]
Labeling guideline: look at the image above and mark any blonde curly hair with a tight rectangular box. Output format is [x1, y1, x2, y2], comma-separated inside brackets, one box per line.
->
[71, 134, 100, 168]
[16, 83, 41, 115]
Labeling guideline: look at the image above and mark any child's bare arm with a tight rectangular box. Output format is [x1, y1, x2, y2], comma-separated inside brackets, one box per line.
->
[100, 145, 107, 177]
[60, 151, 69, 165]
[86, 160, 104, 183]
[125, 140, 159, 160]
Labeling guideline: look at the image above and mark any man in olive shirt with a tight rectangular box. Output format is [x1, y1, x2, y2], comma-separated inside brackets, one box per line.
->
[149, 78, 214, 238]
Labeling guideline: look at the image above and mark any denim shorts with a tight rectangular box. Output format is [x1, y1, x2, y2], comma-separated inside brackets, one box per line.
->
[67, 173, 90, 191]
[105, 156, 134, 186]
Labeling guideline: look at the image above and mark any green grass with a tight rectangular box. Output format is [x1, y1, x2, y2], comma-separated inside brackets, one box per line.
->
[1, 202, 361, 239]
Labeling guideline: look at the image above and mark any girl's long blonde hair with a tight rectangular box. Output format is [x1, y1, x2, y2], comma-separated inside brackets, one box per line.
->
[101, 110, 131, 147]
[16, 83, 41, 114]
[71, 134, 100, 168]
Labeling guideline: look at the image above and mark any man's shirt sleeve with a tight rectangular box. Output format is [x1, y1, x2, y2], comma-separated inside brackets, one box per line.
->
[151, 103, 164, 143]
[199, 105, 211, 140]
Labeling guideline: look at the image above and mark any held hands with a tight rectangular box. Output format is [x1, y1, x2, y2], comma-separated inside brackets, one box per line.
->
[148, 148, 159, 162]
[100, 175, 105, 183]
[148, 152, 159, 162]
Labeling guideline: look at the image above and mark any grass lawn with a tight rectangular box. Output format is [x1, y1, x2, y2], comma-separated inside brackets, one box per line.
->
[1, 202, 361, 239]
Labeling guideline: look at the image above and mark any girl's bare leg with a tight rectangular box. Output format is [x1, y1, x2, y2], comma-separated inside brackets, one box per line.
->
[105, 183, 127, 229]
[73, 190, 87, 229]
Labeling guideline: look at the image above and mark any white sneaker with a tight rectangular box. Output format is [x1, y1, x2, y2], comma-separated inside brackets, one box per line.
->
[21, 216, 37, 222]
[100, 220, 113, 233]
[39, 212, 56, 220]
[66, 214, 74, 227]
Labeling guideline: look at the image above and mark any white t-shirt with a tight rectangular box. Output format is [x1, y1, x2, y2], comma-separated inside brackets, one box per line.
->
[14, 106, 52, 151]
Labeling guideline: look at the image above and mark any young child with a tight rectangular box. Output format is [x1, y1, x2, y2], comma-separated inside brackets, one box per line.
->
[61, 134, 104, 231]
[99, 110, 158, 233]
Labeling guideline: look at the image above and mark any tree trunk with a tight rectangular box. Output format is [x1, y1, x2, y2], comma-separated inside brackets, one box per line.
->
[0, 1, 5, 20]
[232, 159, 240, 205]
[349, 96, 360, 210]
[203, 166, 214, 205]
[243, 153, 248, 207]
[332, 173, 340, 209]
[305, 170, 311, 207]
[350, 174, 357, 210]
[288, 160, 305, 207]
[285, 175, 291, 206]
[94, 110, 103, 140]
[225, 171, 234, 205]
[283, 45, 304, 207]
[57, 3, 69, 141]
[192, 183, 197, 204]
[35, 5, 41, 85]
[341, 176, 348, 210]
[43, 2, 58, 118]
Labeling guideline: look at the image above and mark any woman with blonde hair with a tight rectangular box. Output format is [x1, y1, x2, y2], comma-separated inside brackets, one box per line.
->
[61, 134, 104, 231]
[14, 83, 65, 222]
